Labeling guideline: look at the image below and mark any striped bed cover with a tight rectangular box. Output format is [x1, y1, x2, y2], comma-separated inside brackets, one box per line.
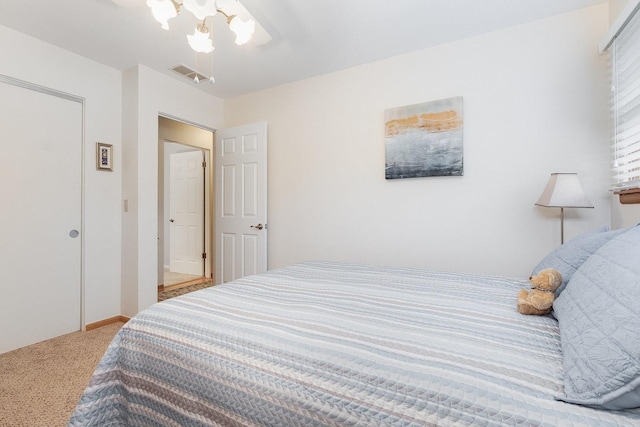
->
[69, 261, 640, 426]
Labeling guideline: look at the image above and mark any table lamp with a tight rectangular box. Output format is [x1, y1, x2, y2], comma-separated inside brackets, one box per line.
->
[535, 173, 593, 244]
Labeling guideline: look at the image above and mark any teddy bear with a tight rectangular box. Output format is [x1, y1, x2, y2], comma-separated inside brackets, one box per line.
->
[517, 268, 562, 315]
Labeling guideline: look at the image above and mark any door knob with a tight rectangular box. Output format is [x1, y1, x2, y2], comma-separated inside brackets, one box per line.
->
[169, 219, 175, 223]
[250, 223, 264, 230]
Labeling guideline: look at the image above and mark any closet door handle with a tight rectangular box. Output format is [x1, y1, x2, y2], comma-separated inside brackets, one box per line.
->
[250, 223, 264, 230]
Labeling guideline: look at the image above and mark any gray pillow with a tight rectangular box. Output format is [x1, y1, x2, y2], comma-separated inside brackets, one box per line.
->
[553, 224, 640, 409]
[532, 226, 625, 296]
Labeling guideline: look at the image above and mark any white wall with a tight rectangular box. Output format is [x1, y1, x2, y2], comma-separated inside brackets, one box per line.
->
[0, 25, 122, 325]
[609, 0, 635, 24]
[612, 201, 640, 227]
[224, 4, 611, 278]
[121, 65, 223, 317]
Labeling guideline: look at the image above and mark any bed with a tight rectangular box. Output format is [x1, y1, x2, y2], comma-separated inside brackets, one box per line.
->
[69, 226, 640, 426]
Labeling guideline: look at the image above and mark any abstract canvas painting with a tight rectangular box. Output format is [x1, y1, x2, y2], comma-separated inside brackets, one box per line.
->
[385, 97, 463, 179]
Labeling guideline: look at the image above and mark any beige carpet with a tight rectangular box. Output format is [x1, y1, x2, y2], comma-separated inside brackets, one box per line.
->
[158, 279, 214, 301]
[0, 322, 123, 427]
[0, 284, 211, 426]
[163, 271, 202, 287]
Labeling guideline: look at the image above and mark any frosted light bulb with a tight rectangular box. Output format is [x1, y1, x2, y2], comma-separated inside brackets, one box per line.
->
[187, 27, 215, 53]
[228, 16, 255, 45]
[147, 0, 177, 29]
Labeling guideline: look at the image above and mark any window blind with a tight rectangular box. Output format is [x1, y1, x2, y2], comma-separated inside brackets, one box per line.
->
[611, 8, 640, 190]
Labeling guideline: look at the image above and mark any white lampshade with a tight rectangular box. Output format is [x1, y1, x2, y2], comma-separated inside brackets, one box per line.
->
[228, 16, 255, 45]
[147, 0, 178, 30]
[187, 27, 215, 53]
[535, 173, 593, 208]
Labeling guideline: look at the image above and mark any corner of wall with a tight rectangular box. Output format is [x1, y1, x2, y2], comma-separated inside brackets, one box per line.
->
[120, 67, 140, 317]
[611, 199, 640, 228]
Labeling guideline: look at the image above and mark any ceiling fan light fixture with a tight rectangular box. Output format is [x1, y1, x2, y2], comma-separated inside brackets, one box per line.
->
[186, 24, 215, 53]
[146, 0, 179, 29]
[146, 0, 256, 48]
[227, 15, 255, 45]
[143, 0, 263, 83]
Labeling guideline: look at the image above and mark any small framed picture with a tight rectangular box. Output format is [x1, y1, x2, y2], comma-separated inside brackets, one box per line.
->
[96, 142, 113, 171]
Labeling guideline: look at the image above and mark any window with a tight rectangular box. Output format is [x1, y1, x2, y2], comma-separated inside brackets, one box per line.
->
[610, 7, 640, 191]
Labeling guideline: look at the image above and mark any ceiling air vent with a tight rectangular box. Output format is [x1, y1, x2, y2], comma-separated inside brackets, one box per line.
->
[171, 64, 209, 82]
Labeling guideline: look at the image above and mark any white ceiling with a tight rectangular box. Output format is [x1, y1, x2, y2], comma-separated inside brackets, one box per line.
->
[0, 0, 606, 99]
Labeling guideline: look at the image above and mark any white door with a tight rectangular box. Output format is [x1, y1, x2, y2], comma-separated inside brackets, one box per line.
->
[169, 150, 204, 276]
[0, 80, 82, 354]
[215, 122, 267, 284]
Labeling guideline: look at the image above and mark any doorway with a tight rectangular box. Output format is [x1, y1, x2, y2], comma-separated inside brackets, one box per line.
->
[157, 116, 214, 293]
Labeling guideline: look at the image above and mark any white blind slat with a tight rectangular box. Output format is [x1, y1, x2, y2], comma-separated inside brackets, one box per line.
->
[617, 83, 640, 105]
[616, 122, 640, 145]
[616, 152, 640, 166]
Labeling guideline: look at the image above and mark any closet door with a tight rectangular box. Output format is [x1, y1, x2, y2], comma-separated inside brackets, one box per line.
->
[0, 80, 82, 354]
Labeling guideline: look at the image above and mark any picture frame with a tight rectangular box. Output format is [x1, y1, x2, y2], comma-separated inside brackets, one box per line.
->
[96, 142, 113, 171]
[385, 96, 463, 179]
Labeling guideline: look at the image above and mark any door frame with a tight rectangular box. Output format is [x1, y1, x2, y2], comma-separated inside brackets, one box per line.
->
[158, 114, 214, 283]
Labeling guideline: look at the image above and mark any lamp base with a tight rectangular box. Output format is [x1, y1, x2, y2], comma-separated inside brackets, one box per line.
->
[560, 207, 565, 245]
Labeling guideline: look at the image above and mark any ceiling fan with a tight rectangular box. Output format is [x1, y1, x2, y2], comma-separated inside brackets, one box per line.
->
[110, 0, 271, 48]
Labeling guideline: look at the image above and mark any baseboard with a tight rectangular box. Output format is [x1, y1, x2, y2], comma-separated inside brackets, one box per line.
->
[86, 315, 131, 331]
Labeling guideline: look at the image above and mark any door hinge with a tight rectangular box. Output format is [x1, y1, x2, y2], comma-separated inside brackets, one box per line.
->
[202, 252, 207, 260]
[202, 160, 206, 168]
